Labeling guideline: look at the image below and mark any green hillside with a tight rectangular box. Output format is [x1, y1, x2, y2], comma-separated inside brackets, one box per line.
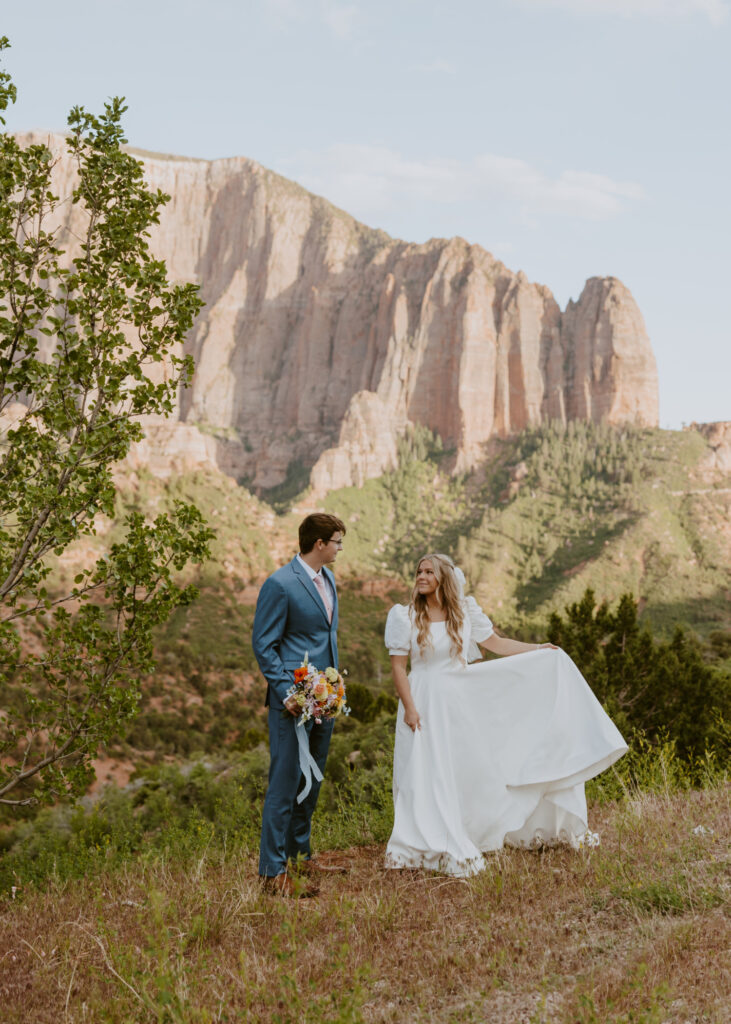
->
[56, 422, 731, 648]
[323, 422, 730, 636]
[101, 422, 730, 692]
[27, 422, 727, 779]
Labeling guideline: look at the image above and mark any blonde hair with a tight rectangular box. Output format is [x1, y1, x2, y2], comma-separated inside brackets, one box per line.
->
[411, 553, 464, 660]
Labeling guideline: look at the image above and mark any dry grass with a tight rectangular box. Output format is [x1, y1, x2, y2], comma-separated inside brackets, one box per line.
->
[0, 787, 728, 1023]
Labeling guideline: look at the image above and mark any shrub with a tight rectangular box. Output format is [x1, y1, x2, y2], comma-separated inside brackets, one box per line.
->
[549, 590, 730, 760]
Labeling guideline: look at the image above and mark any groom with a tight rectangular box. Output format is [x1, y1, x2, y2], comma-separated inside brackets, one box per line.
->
[252, 512, 346, 896]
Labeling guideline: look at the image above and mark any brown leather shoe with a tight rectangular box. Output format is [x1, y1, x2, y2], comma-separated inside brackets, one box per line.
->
[260, 872, 319, 898]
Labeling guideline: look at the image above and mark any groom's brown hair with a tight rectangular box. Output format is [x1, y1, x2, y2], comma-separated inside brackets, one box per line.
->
[298, 513, 346, 554]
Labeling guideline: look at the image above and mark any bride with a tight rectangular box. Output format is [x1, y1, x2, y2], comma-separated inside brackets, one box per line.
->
[384, 553, 627, 877]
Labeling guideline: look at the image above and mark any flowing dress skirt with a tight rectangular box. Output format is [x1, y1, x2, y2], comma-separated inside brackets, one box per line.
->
[386, 648, 627, 877]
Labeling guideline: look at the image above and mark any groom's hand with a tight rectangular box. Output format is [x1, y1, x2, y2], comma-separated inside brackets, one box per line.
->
[285, 695, 303, 716]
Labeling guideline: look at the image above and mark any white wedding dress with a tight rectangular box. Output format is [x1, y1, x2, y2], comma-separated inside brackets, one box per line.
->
[384, 599, 628, 877]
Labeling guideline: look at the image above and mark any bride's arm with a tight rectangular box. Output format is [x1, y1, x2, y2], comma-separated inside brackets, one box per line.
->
[390, 655, 421, 731]
[480, 633, 557, 657]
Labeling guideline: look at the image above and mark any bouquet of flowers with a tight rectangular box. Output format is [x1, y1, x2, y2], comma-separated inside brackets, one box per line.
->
[286, 656, 350, 724]
[286, 656, 350, 804]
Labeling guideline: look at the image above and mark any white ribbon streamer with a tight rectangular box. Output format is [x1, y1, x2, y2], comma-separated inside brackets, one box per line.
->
[295, 720, 324, 804]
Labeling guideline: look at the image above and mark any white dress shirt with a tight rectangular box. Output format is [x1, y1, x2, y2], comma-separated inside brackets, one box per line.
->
[296, 553, 333, 618]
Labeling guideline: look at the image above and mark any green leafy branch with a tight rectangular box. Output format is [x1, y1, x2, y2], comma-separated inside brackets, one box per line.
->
[0, 38, 213, 806]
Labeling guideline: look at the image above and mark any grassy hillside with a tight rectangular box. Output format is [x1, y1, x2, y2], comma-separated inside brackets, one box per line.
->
[9, 422, 726, 789]
[1, 425, 728, 1022]
[100, 423, 729, 648]
[0, 767, 728, 1023]
[321, 423, 730, 638]
[109, 424, 730, 743]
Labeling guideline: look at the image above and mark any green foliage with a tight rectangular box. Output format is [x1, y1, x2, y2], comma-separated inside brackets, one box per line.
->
[549, 589, 731, 760]
[0, 707, 398, 892]
[2, 705, 726, 897]
[707, 628, 731, 664]
[155, 585, 260, 674]
[327, 444, 477, 581]
[0, 754, 266, 891]
[123, 681, 266, 757]
[0, 45, 213, 808]
[585, 733, 725, 804]
[574, 963, 671, 1024]
[314, 711, 396, 849]
[321, 419, 729, 638]
[336, 585, 406, 686]
[514, 419, 650, 492]
[345, 681, 398, 723]
[612, 872, 723, 916]
[261, 458, 312, 514]
[395, 422, 448, 464]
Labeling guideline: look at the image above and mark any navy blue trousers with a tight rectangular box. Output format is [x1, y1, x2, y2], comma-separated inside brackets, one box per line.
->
[258, 707, 334, 877]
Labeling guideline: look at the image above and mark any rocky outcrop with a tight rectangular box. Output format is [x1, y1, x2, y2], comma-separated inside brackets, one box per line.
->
[692, 422, 731, 474]
[122, 417, 219, 480]
[16, 133, 660, 493]
[309, 392, 402, 495]
[561, 277, 660, 428]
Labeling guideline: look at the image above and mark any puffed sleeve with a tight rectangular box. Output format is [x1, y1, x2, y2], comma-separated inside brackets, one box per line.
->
[465, 595, 493, 642]
[384, 604, 412, 656]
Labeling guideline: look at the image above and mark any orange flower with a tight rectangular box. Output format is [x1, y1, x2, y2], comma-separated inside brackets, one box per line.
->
[294, 667, 308, 682]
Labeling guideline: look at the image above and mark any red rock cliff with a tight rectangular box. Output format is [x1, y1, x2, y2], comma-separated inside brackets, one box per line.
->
[17, 134, 660, 492]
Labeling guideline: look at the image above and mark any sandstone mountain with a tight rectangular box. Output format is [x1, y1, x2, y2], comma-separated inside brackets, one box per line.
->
[19, 133, 659, 494]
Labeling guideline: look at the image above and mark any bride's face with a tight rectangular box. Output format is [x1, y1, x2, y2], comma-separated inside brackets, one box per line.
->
[415, 560, 438, 596]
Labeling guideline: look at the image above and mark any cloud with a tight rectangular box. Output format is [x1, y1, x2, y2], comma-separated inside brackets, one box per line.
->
[513, 0, 729, 26]
[264, 0, 361, 39]
[321, 1, 359, 39]
[279, 144, 644, 224]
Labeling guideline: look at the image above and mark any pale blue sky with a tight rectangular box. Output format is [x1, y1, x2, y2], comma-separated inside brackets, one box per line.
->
[3, 0, 729, 427]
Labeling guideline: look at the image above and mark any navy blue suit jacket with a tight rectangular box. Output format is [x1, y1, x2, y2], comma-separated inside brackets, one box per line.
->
[251, 557, 339, 710]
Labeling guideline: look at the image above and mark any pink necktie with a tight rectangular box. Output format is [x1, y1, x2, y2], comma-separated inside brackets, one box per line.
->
[313, 573, 332, 622]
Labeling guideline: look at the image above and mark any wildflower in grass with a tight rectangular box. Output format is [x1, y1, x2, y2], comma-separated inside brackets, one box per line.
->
[692, 825, 714, 836]
[577, 829, 600, 849]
